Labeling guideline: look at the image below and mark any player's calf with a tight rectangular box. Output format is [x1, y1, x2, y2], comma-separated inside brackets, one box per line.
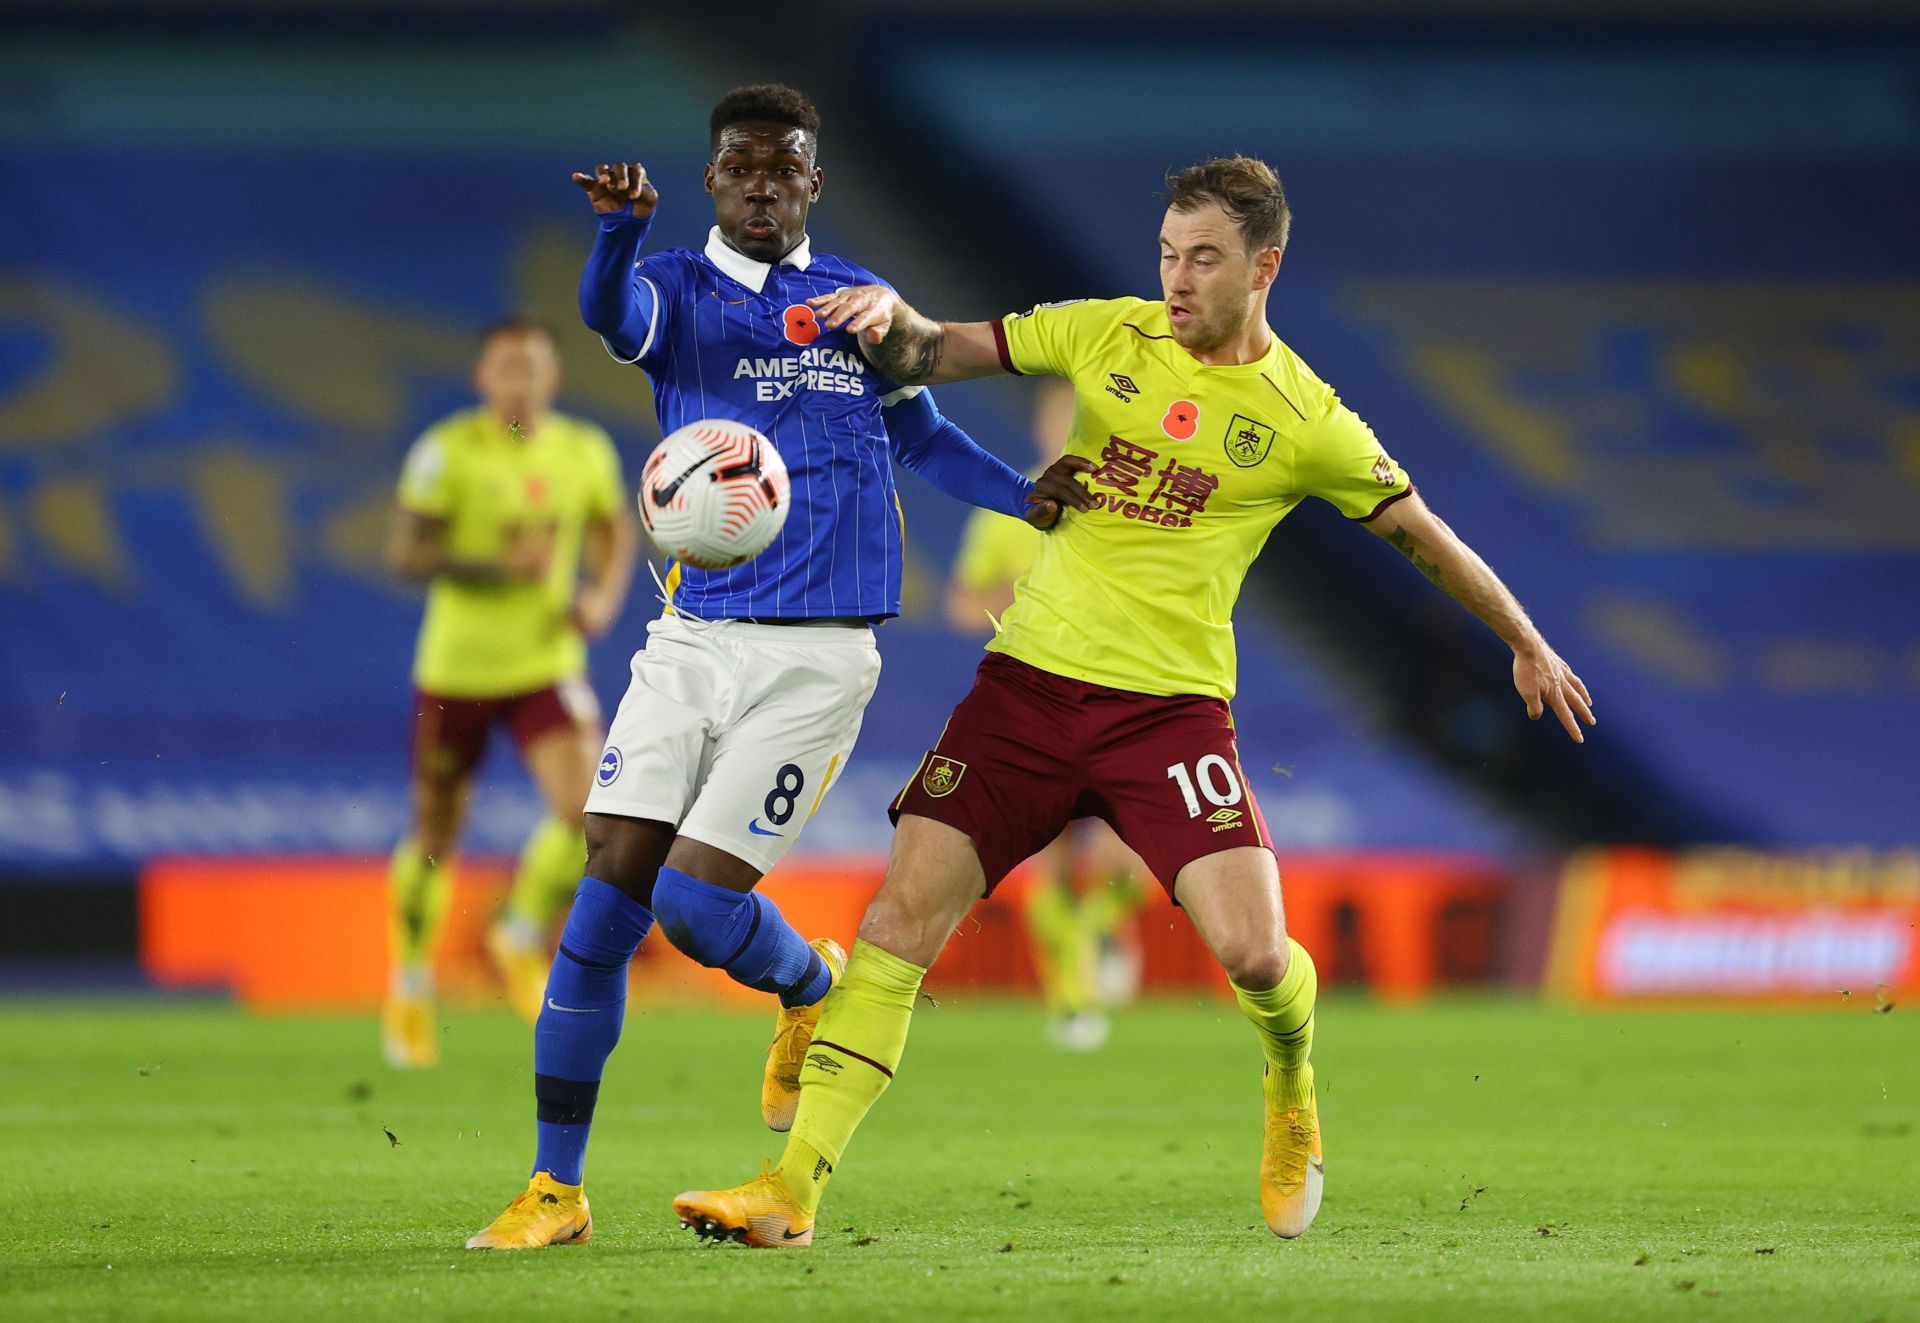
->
[651, 866, 833, 1004]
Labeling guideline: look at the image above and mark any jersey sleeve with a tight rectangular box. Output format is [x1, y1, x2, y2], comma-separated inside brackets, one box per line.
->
[1292, 391, 1414, 521]
[583, 427, 626, 520]
[993, 298, 1109, 378]
[608, 253, 679, 372]
[395, 426, 456, 518]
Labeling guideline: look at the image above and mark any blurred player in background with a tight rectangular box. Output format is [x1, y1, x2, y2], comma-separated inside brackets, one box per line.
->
[465, 84, 1084, 1250]
[680, 155, 1594, 1246]
[945, 377, 1148, 1051]
[382, 317, 638, 1067]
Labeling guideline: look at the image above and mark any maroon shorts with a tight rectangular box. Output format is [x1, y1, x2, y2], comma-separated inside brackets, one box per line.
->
[890, 653, 1272, 896]
[410, 680, 591, 783]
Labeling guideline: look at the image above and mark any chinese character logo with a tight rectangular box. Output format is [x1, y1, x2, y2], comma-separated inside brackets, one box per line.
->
[1148, 459, 1220, 519]
[1224, 414, 1275, 468]
[1092, 437, 1159, 496]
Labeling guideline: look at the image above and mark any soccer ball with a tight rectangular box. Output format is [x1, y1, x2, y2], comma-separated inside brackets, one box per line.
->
[637, 419, 790, 570]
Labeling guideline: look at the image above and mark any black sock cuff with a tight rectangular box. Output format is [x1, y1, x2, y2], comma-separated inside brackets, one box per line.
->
[535, 1073, 602, 1126]
[779, 948, 828, 1008]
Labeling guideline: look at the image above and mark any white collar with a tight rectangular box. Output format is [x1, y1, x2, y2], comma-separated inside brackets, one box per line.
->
[704, 225, 812, 293]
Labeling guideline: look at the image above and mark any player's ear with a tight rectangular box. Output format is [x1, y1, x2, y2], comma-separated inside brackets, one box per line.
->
[1253, 245, 1282, 291]
[703, 162, 716, 196]
[809, 164, 824, 203]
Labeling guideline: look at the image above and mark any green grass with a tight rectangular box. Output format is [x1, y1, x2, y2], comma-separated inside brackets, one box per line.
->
[1, 995, 1915, 1322]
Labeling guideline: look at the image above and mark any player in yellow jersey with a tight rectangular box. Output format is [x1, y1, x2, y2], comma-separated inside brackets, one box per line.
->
[676, 157, 1594, 1244]
[381, 317, 638, 1067]
[946, 378, 1148, 1051]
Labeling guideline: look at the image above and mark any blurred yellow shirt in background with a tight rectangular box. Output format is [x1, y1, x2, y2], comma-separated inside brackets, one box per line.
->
[396, 408, 624, 697]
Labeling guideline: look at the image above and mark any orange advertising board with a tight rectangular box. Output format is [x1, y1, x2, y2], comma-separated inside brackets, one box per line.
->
[1548, 847, 1920, 1004]
[140, 851, 1514, 1011]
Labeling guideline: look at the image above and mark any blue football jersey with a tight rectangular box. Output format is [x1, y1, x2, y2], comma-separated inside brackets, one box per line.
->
[610, 226, 921, 620]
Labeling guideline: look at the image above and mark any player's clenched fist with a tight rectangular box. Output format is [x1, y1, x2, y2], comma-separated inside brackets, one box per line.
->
[808, 284, 903, 345]
[571, 161, 659, 218]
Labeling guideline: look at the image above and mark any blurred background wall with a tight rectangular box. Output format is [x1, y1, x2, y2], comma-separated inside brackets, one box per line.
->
[2, 0, 1915, 997]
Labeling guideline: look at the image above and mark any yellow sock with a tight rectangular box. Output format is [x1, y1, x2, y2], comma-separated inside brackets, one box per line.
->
[504, 817, 586, 931]
[1233, 938, 1317, 1108]
[388, 839, 452, 981]
[1025, 878, 1093, 1015]
[777, 939, 926, 1215]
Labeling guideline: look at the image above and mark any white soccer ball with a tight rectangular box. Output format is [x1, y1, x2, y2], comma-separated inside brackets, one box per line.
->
[637, 419, 790, 570]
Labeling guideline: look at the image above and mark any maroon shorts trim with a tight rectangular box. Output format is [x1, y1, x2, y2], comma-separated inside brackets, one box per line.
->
[889, 653, 1272, 897]
[410, 683, 580, 783]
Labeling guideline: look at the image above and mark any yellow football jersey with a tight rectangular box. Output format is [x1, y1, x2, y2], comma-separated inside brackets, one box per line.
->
[396, 407, 625, 698]
[990, 297, 1411, 701]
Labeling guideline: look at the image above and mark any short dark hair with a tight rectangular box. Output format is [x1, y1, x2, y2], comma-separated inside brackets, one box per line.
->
[709, 83, 821, 156]
[1164, 156, 1291, 256]
[479, 314, 553, 348]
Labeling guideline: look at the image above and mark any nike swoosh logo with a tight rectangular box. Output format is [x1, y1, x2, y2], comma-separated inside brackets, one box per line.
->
[651, 451, 719, 506]
[747, 819, 783, 837]
[782, 1227, 810, 1240]
[546, 999, 597, 1014]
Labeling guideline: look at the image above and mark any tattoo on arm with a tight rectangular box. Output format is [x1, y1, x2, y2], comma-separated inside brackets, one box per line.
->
[872, 318, 946, 385]
[1387, 527, 1444, 587]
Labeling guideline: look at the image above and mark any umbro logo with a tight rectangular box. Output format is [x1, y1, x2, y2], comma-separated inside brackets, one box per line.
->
[1206, 807, 1244, 833]
[806, 1052, 843, 1075]
[1105, 372, 1140, 401]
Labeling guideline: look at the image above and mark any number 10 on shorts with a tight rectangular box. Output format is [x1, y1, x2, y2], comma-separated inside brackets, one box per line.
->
[1166, 754, 1244, 818]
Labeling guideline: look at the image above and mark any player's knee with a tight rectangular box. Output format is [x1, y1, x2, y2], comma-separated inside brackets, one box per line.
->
[582, 815, 669, 903]
[649, 868, 750, 967]
[1221, 943, 1288, 992]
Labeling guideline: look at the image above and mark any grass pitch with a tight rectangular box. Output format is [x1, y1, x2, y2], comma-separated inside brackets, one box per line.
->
[1, 994, 1915, 1322]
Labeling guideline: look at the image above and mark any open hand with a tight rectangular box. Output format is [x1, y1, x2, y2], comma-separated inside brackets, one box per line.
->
[808, 284, 902, 345]
[1025, 455, 1096, 529]
[571, 162, 659, 218]
[1513, 642, 1595, 743]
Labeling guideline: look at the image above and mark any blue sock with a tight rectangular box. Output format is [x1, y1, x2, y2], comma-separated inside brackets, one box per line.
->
[650, 866, 831, 1008]
[532, 876, 653, 1186]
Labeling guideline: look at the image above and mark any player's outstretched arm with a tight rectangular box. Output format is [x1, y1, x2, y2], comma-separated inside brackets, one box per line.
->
[809, 285, 1003, 385]
[883, 390, 1094, 528]
[882, 387, 1033, 520]
[573, 162, 663, 359]
[1364, 494, 1596, 743]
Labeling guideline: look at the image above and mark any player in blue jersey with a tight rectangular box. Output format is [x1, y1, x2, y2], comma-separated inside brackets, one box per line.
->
[467, 84, 1082, 1249]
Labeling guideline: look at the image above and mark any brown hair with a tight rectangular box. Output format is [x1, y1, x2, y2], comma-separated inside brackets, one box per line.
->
[1164, 156, 1290, 256]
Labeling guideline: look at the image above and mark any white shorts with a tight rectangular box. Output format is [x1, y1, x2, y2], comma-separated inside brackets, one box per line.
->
[584, 614, 883, 874]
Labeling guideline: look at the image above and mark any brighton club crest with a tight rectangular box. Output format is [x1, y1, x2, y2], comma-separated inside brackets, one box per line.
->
[922, 755, 967, 798]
